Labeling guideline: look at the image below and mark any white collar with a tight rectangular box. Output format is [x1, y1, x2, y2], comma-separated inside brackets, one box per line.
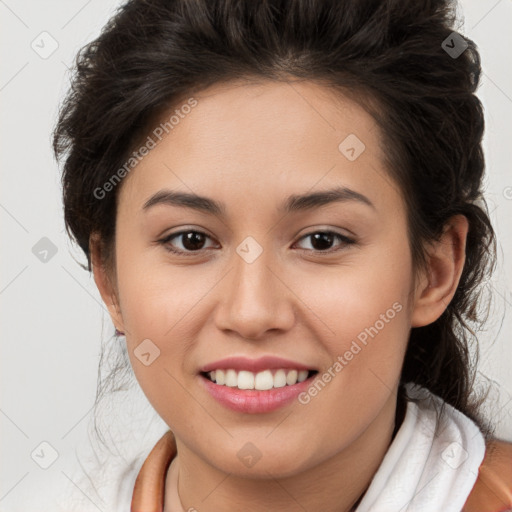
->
[355, 382, 486, 512]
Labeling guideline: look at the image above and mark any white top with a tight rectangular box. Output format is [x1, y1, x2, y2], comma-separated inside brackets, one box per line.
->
[162, 382, 486, 512]
[354, 382, 485, 512]
[7, 383, 486, 512]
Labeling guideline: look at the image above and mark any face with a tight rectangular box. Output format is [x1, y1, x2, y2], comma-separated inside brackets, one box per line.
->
[100, 79, 420, 477]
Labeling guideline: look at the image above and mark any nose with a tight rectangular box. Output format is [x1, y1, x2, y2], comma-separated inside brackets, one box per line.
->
[213, 246, 295, 340]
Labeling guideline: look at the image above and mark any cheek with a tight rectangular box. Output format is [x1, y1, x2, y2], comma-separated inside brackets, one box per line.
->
[299, 243, 413, 391]
[115, 252, 220, 395]
[309, 281, 409, 383]
[306, 249, 411, 338]
[115, 240, 212, 337]
[116, 262, 205, 426]
[295, 264, 412, 437]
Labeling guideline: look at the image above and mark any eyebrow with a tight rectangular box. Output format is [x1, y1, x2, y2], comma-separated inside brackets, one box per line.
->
[142, 186, 376, 216]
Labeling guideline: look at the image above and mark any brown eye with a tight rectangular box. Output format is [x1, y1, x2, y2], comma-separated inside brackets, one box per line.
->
[295, 231, 355, 253]
[160, 230, 215, 254]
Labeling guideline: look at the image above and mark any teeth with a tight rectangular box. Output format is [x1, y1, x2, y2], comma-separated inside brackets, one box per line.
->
[254, 370, 273, 390]
[286, 370, 298, 385]
[238, 370, 255, 390]
[297, 370, 308, 382]
[273, 369, 287, 388]
[225, 369, 238, 387]
[206, 369, 312, 390]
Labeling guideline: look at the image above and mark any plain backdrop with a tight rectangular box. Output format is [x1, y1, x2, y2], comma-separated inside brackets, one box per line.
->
[1, 0, 511, 510]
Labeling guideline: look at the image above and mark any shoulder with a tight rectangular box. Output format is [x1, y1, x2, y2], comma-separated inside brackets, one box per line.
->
[462, 438, 512, 512]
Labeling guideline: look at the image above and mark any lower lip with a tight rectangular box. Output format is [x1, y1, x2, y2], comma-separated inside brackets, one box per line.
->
[200, 373, 316, 414]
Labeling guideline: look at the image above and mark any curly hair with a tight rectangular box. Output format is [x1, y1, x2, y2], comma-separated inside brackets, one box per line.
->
[54, 0, 498, 446]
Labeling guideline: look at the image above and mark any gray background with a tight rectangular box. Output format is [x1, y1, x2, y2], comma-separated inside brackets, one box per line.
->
[1, 0, 511, 509]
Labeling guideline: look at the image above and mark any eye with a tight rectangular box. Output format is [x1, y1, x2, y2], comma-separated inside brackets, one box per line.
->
[159, 230, 217, 254]
[294, 231, 356, 253]
[158, 229, 355, 256]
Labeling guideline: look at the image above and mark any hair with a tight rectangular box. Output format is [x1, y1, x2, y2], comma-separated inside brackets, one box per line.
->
[54, 0, 498, 448]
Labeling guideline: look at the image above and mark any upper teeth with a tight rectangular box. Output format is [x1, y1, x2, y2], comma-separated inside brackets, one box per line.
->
[207, 369, 309, 390]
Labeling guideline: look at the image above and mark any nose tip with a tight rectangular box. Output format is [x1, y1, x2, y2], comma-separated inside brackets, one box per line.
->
[213, 254, 295, 340]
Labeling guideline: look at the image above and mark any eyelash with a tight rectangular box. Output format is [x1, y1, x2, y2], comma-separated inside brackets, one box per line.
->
[158, 229, 356, 256]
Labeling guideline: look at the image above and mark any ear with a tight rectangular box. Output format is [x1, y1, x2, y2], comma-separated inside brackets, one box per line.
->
[90, 233, 126, 334]
[411, 214, 469, 328]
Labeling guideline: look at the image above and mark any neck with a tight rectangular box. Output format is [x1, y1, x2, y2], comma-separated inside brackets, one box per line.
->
[165, 390, 405, 512]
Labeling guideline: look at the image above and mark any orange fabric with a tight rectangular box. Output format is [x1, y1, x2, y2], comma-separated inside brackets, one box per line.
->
[131, 430, 176, 512]
[131, 430, 512, 512]
[462, 438, 512, 512]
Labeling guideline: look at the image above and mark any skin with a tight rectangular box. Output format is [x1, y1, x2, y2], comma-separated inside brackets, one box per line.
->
[91, 79, 468, 512]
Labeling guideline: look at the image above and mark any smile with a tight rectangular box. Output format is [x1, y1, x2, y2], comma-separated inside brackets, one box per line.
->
[198, 356, 319, 413]
[203, 368, 313, 390]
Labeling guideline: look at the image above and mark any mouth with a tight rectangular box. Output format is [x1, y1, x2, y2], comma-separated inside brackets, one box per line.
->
[200, 368, 318, 391]
[199, 365, 319, 414]
[198, 355, 319, 413]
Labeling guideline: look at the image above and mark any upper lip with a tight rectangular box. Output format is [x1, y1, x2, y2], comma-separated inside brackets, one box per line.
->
[200, 356, 315, 374]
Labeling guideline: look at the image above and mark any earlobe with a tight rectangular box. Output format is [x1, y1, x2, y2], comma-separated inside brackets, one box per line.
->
[89, 233, 125, 334]
[411, 215, 469, 328]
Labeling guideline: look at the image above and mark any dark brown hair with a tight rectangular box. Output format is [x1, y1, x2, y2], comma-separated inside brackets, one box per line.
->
[54, 0, 497, 444]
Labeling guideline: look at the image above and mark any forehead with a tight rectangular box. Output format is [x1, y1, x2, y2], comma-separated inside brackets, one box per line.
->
[117, 79, 399, 216]
[168, 78, 380, 158]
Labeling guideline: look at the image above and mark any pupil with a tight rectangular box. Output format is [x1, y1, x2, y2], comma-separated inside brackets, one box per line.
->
[179, 232, 335, 252]
[183, 232, 205, 250]
[311, 232, 333, 251]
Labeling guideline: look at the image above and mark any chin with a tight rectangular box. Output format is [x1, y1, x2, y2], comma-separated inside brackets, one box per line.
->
[200, 435, 320, 480]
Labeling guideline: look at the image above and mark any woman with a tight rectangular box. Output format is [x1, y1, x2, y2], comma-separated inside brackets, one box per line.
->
[53, 0, 512, 510]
